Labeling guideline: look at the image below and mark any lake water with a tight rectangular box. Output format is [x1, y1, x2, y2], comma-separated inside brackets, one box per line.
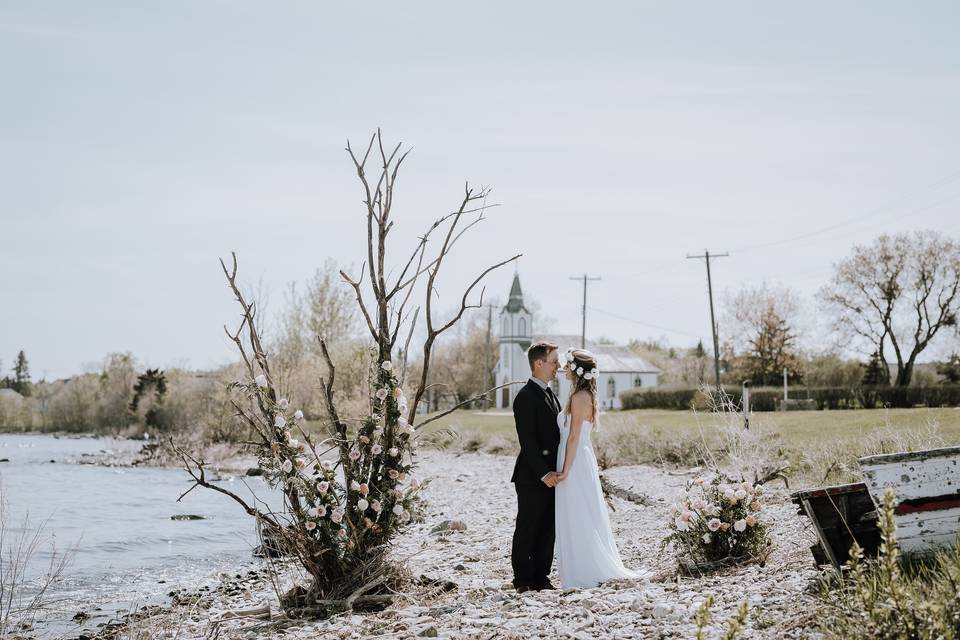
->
[0, 434, 281, 638]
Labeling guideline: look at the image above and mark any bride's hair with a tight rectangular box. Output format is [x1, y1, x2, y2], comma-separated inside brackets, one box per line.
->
[564, 349, 598, 419]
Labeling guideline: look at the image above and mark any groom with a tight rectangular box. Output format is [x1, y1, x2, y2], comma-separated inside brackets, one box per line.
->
[510, 340, 562, 592]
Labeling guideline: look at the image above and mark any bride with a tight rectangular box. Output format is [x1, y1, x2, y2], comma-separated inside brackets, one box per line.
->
[554, 348, 641, 588]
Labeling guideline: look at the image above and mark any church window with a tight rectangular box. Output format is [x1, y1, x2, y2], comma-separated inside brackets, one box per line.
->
[518, 317, 526, 335]
[634, 376, 643, 388]
[607, 377, 616, 399]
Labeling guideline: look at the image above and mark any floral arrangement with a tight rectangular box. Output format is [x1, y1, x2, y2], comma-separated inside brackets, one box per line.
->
[562, 349, 599, 380]
[244, 359, 425, 562]
[661, 473, 770, 568]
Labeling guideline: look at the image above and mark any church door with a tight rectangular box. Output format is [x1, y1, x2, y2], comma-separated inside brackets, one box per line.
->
[501, 387, 510, 408]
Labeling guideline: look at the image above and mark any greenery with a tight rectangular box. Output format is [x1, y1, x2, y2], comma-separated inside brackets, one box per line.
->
[818, 488, 960, 640]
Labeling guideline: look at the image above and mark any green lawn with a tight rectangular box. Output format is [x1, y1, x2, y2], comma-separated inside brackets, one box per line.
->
[414, 406, 960, 486]
[417, 406, 960, 446]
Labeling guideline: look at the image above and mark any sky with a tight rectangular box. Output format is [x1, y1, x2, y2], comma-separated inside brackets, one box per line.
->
[2, 1, 960, 380]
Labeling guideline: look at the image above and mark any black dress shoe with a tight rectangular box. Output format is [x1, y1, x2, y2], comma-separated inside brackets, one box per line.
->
[515, 584, 532, 593]
[533, 581, 557, 591]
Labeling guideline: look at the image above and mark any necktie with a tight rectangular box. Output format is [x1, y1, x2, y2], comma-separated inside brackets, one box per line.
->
[546, 387, 560, 413]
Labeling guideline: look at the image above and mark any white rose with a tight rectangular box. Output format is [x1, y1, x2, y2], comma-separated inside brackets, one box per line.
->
[733, 519, 747, 533]
[398, 401, 408, 413]
[584, 372, 593, 380]
[305, 520, 316, 531]
[392, 504, 404, 515]
[591, 368, 598, 376]
[707, 518, 721, 532]
[316, 505, 327, 517]
[331, 509, 344, 523]
[254, 374, 267, 388]
[381, 361, 393, 371]
[289, 438, 299, 448]
[746, 515, 758, 527]
[350, 480, 360, 491]
[349, 449, 360, 461]
[388, 469, 400, 480]
[278, 398, 289, 410]
[576, 367, 584, 376]
[294, 410, 304, 421]
[734, 488, 747, 500]
[750, 500, 762, 512]
[388, 447, 399, 457]
[674, 517, 690, 532]
[371, 444, 383, 455]
[371, 500, 382, 513]
[375, 388, 388, 401]
[320, 460, 333, 472]
[274, 415, 286, 428]
[307, 507, 319, 517]
[318, 481, 329, 494]
[281, 459, 293, 473]
[357, 498, 369, 511]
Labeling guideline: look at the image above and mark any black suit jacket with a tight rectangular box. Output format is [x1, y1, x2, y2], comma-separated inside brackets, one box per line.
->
[511, 380, 561, 484]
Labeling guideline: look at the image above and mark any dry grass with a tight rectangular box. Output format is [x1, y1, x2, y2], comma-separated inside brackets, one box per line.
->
[0, 494, 71, 639]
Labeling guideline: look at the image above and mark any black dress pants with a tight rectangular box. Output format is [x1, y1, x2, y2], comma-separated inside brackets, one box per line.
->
[511, 482, 555, 588]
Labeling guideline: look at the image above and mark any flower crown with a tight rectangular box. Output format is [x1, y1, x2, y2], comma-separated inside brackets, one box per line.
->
[563, 349, 599, 381]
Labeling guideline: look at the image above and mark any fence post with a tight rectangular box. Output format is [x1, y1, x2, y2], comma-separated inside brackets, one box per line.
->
[742, 380, 751, 430]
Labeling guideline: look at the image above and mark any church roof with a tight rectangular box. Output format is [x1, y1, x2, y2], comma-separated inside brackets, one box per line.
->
[533, 334, 662, 374]
[503, 273, 529, 314]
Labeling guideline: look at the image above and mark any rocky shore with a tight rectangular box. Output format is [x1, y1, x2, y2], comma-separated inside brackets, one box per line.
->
[82, 450, 825, 640]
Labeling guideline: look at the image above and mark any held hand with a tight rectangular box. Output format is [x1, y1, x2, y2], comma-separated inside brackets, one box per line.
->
[555, 471, 568, 483]
[541, 472, 559, 487]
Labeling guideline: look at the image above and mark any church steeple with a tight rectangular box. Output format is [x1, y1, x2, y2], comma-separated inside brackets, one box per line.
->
[504, 273, 529, 314]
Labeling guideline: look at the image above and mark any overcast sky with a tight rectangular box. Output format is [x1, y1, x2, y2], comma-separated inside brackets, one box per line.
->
[2, 1, 960, 380]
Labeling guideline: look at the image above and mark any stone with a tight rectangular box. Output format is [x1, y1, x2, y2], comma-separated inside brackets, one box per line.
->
[417, 625, 439, 637]
[430, 520, 467, 534]
[652, 602, 672, 619]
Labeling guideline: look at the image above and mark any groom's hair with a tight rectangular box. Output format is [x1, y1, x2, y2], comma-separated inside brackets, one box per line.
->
[527, 341, 558, 370]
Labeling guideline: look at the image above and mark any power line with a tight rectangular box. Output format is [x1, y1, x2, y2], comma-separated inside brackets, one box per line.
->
[587, 306, 702, 339]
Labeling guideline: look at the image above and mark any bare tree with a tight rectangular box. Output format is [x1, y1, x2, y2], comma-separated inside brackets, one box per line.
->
[820, 231, 960, 387]
[175, 130, 519, 617]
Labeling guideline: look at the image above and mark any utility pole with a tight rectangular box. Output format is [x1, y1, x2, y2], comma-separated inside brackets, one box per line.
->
[483, 303, 495, 411]
[686, 249, 729, 389]
[569, 274, 601, 349]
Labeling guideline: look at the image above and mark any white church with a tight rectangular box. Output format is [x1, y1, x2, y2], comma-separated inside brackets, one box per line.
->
[494, 274, 661, 410]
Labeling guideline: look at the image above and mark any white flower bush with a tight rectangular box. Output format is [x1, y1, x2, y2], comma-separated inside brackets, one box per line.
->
[662, 473, 770, 568]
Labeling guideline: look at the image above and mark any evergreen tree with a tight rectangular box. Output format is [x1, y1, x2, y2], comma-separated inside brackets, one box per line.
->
[11, 351, 31, 396]
[862, 350, 890, 386]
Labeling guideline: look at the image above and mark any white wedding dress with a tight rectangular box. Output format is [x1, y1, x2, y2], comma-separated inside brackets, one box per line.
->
[555, 412, 639, 588]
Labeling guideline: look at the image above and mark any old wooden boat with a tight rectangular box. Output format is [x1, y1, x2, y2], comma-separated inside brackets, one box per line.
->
[859, 445, 960, 556]
[791, 482, 881, 569]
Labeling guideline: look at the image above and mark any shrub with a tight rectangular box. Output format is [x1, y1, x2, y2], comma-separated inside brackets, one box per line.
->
[621, 385, 960, 411]
[661, 473, 770, 571]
